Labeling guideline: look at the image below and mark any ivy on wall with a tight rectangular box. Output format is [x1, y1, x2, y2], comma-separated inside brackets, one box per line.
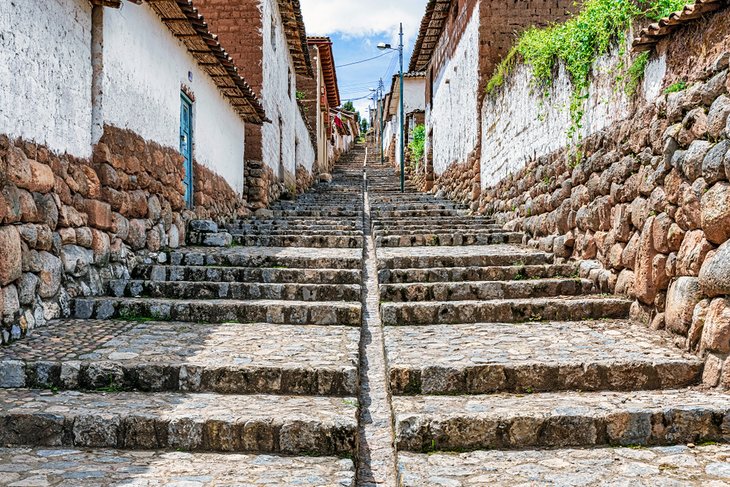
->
[486, 0, 695, 138]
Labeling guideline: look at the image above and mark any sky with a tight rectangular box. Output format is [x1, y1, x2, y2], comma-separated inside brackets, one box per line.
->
[299, 0, 429, 121]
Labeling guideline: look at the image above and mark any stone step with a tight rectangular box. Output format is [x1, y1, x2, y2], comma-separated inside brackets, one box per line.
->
[0, 448, 356, 486]
[232, 234, 364, 248]
[380, 296, 632, 326]
[379, 264, 578, 284]
[272, 210, 362, 217]
[372, 223, 503, 232]
[372, 210, 467, 218]
[373, 216, 495, 224]
[231, 228, 362, 235]
[110, 280, 362, 301]
[134, 265, 361, 284]
[73, 297, 362, 326]
[377, 245, 554, 270]
[232, 218, 361, 226]
[398, 445, 730, 486]
[385, 320, 702, 395]
[0, 320, 359, 395]
[0, 389, 357, 455]
[380, 278, 594, 302]
[393, 389, 730, 452]
[375, 232, 523, 247]
[169, 247, 362, 270]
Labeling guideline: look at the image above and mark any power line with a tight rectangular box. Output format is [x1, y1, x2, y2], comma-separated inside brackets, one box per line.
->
[336, 51, 394, 68]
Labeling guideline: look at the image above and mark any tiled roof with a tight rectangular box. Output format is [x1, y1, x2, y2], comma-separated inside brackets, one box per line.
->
[136, 0, 267, 124]
[409, 0, 451, 72]
[278, 0, 313, 77]
[633, 0, 728, 52]
[308, 37, 341, 107]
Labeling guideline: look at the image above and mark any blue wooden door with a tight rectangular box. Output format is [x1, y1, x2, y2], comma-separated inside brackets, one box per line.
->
[180, 93, 194, 207]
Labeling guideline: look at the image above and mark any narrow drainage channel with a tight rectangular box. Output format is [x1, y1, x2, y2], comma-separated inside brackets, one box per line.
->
[356, 149, 399, 486]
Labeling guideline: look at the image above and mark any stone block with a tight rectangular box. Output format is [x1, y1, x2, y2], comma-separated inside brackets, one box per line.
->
[17, 272, 38, 305]
[665, 277, 703, 335]
[0, 226, 22, 286]
[127, 219, 147, 250]
[676, 229, 713, 276]
[703, 353, 724, 387]
[61, 245, 93, 278]
[634, 217, 658, 305]
[708, 95, 730, 139]
[701, 298, 730, 353]
[84, 199, 113, 231]
[699, 240, 730, 297]
[701, 182, 730, 244]
[703, 141, 730, 185]
[26, 161, 54, 193]
[189, 220, 218, 233]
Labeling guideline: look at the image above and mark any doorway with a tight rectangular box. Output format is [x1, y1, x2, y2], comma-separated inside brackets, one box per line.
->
[180, 93, 194, 207]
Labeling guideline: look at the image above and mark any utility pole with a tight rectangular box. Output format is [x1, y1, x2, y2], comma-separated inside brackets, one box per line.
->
[379, 78, 384, 164]
[398, 22, 405, 193]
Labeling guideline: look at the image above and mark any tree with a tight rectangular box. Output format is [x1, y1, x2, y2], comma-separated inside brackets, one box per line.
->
[341, 101, 360, 123]
[360, 118, 369, 134]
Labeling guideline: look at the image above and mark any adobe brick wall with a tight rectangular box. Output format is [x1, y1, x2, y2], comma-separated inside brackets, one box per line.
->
[0, 125, 248, 343]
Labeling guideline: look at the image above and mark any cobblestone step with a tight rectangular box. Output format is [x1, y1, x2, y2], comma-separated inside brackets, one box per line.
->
[271, 210, 362, 217]
[169, 246, 362, 269]
[393, 389, 730, 453]
[380, 278, 594, 302]
[231, 228, 362, 236]
[232, 234, 364, 248]
[110, 280, 362, 301]
[398, 445, 730, 486]
[372, 223, 503, 233]
[0, 448, 356, 486]
[379, 263, 578, 284]
[385, 320, 702, 395]
[375, 232, 523, 247]
[73, 297, 362, 326]
[377, 245, 553, 269]
[134, 265, 362, 284]
[0, 389, 357, 455]
[0, 320, 359, 395]
[381, 295, 631, 325]
[372, 209, 470, 218]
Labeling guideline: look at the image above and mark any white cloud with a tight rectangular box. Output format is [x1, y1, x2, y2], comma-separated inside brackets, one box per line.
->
[300, 0, 427, 45]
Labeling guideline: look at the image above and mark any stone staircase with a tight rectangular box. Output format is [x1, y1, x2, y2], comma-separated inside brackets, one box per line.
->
[365, 158, 730, 485]
[0, 148, 368, 484]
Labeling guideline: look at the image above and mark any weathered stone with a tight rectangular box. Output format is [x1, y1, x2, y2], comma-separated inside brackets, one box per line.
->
[1, 284, 19, 319]
[0, 226, 22, 286]
[189, 220, 218, 233]
[651, 213, 672, 254]
[665, 277, 703, 335]
[148, 195, 162, 221]
[682, 140, 712, 182]
[127, 219, 147, 250]
[38, 252, 63, 299]
[708, 94, 730, 139]
[33, 193, 58, 230]
[667, 223, 685, 252]
[61, 245, 93, 278]
[703, 141, 730, 185]
[689, 299, 711, 352]
[16, 272, 38, 305]
[699, 241, 730, 297]
[634, 217, 658, 304]
[703, 353, 724, 387]
[701, 182, 730, 244]
[75, 227, 93, 248]
[91, 229, 111, 265]
[84, 199, 113, 231]
[676, 229, 714, 276]
[701, 298, 730, 353]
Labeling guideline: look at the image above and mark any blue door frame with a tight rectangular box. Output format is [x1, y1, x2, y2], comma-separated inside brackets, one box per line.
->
[180, 93, 194, 208]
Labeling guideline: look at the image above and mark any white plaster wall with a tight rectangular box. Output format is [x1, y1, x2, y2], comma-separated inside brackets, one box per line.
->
[261, 0, 298, 180]
[294, 108, 315, 173]
[0, 0, 93, 157]
[430, 5, 480, 175]
[393, 77, 426, 167]
[480, 42, 665, 189]
[102, 3, 245, 193]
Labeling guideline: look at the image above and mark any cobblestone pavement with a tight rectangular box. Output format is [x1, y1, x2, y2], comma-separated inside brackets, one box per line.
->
[0, 448, 354, 486]
[364, 153, 723, 483]
[0, 149, 368, 482]
[399, 445, 730, 486]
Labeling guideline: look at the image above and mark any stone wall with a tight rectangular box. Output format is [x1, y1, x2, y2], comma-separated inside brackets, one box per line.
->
[0, 125, 248, 343]
[470, 10, 730, 385]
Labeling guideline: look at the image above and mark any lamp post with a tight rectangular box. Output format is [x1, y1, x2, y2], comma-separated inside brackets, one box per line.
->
[378, 78, 384, 165]
[378, 23, 405, 193]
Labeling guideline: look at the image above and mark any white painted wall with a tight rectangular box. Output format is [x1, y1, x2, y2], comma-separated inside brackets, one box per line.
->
[295, 108, 315, 173]
[429, 4, 481, 175]
[102, 3, 246, 193]
[394, 77, 426, 167]
[0, 0, 93, 157]
[261, 0, 297, 181]
[480, 42, 664, 189]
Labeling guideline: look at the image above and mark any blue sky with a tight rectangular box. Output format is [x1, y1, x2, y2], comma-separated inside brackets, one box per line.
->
[300, 0, 428, 119]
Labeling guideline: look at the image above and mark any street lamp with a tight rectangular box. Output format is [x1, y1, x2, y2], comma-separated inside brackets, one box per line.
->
[378, 23, 405, 193]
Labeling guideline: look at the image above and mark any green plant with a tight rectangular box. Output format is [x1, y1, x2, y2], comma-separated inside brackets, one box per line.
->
[485, 0, 694, 137]
[295, 90, 306, 101]
[644, 0, 693, 20]
[623, 51, 650, 96]
[409, 124, 426, 167]
[664, 81, 688, 94]
[97, 375, 123, 393]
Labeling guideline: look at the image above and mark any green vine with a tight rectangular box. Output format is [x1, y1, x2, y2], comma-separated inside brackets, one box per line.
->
[485, 0, 695, 138]
[623, 51, 650, 96]
[409, 124, 426, 168]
